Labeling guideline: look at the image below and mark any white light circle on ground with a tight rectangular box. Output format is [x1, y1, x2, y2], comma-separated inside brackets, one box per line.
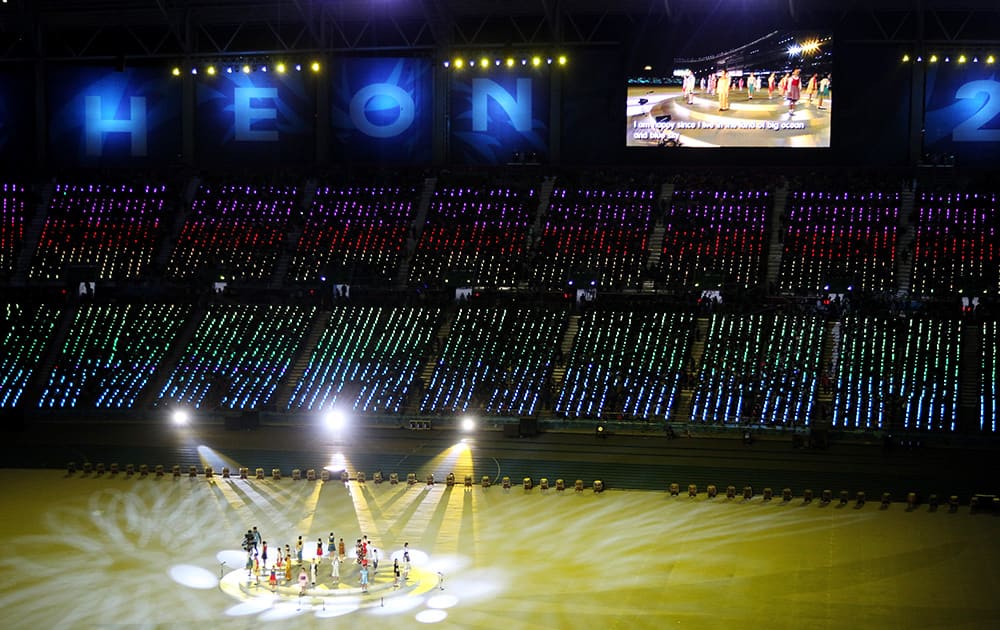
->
[416, 609, 448, 623]
[225, 598, 275, 617]
[258, 601, 304, 621]
[444, 568, 509, 602]
[216, 549, 248, 567]
[422, 553, 469, 573]
[367, 595, 425, 616]
[169, 564, 217, 589]
[426, 594, 459, 609]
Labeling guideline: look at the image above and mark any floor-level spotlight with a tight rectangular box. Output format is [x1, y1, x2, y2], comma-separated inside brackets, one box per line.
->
[323, 408, 346, 431]
[460, 416, 476, 432]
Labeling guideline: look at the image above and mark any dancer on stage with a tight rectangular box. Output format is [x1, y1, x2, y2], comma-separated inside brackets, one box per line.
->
[316, 538, 323, 559]
[787, 68, 802, 115]
[768, 72, 776, 99]
[327, 532, 336, 556]
[818, 74, 831, 109]
[717, 70, 730, 111]
[338, 537, 346, 560]
[331, 553, 341, 583]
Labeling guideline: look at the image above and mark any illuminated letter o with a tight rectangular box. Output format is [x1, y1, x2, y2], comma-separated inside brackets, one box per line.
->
[349, 83, 415, 138]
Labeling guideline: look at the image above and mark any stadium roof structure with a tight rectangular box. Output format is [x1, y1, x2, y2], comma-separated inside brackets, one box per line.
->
[2, 0, 999, 60]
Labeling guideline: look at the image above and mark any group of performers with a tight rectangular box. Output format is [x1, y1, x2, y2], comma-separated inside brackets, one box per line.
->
[240, 527, 413, 595]
[680, 68, 831, 114]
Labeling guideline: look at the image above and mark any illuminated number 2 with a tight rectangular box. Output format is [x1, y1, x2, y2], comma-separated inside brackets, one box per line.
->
[952, 80, 1000, 142]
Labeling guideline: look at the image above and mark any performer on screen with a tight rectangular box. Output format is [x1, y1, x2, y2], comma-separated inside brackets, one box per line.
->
[817, 74, 831, 109]
[747, 74, 757, 100]
[786, 69, 802, 115]
[717, 70, 730, 111]
[806, 73, 819, 104]
[767, 72, 776, 99]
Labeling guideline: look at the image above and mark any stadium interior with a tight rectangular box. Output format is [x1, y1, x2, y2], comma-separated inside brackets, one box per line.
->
[0, 1, 999, 628]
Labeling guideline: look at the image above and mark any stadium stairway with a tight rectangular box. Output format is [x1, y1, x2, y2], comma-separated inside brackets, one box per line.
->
[13, 181, 54, 285]
[669, 316, 710, 424]
[958, 322, 982, 433]
[764, 183, 787, 291]
[895, 187, 916, 294]
[136, 305, 206, 409]
[395, 177, 436, 288]
[273, 310, 331, 410]
[407, 315, 451, 415]
[549, 314, 580, 388]
[20, 304, 74, 409]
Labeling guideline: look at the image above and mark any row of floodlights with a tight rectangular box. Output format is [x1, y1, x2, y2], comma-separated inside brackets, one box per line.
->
[171, 61, 322, 77]
[902, 53, 996, 64]
[443, 54, 567, 69]
[60, 463, 995, 513]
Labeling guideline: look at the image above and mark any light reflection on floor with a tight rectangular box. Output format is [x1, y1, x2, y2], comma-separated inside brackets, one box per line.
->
[0, 468, 998, 629]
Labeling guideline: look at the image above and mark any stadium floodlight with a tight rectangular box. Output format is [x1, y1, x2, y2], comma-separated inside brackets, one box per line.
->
[172, 410, 189, 426]
[461, 416, 476, 432]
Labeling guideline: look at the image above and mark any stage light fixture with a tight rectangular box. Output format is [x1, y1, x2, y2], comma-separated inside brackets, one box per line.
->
[929, 54, 938, 63]
[546, 57, 553, 65]
[987, 55, 996, 64]
[454, 57, 464, 69]
[242, 64, 251, 73]
[506, 57, 515, 68]
[469, 59, 476, 67]
[973, 56, 979, 63]
[310, 61, 321, 72]
[480, 57, 489, 68]
[171, 66, 181, 76]
[558, 55, 568, 66]
[295, 63, 302, 71]
[495, 59, 501, 66]
[226, 66, 233, 74]
[206, 65, 217, 75]
[901, 54, 910, 62]
[190, 68, 198, 75]
[171, 410, 189, 425]
[461, 416, 476, 432]
[323, 408, 346, 431]
[521, 58, 528, 66]
[531, 56, 542, 67]
[276, 62, 286, 73]
[944, 56, 950, 62]
[260, 65, 268, 72]
[958, 55, 966, 63]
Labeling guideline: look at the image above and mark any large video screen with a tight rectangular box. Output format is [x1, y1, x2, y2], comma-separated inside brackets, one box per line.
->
[626, 30, 832, 148]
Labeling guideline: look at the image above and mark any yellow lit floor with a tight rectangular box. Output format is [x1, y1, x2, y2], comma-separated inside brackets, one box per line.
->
[0, 467, 998, 629]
